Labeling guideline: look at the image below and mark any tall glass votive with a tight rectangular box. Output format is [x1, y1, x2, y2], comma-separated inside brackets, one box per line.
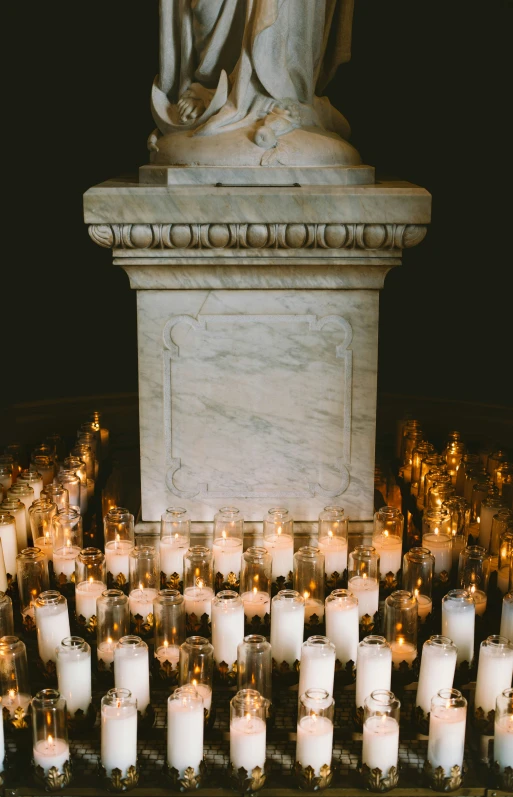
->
[421, 466, 447, 511]
[442, 496, 469, 570]
[7, 482, 34, 537]
[0, 513, 18, 587]
[418, 456, 445, 507]
[34, 591, 71, 673]
[104, 507, 134, 592]
[488, 449, 509, 477]
[427, 476, 454, 510]
[469, 479, 492, 530]
[229, 690, 267, 780]
[167, 686, 204, 783]
[18, 469, 43, 502]
[75, 548, 106, 635]
[0, 466, 12, 497]
[498, 529, 513, 594]
[384, 590, 418, 671]
[458, 545, 489, 591]
[41, 484, 69, 513]
[411, 442, 435, 497]
[179, 636, 214, 722]
[270, 589, 304, 675]
[96, 589, 130, 673]
[415, 636, 457, 733]
[422, 510, 452, 581]
[211, 590, 244, 681]
[0, 495, 28, 551]
[16, 547, 49, 630]
[402, 547, 434, 623]
[31, 501, 57, 562]
[426, 688, 467, 790]
[325, 589, 359, 673]
[473, 635, 513, 742]
[114, 635, 151, 717]
[372, 507, 403, 593]
[56, 637, 92, 721]
[296, 689, 334, 787]
[212, 507, 244, 593]
[445, 439, 465, 485]
[0, 635, 32, 726]
[318, 506, 348, 591]
[0, 593, 14, 637]
[263, 507, 294, 592]
[355, 637, 392, 726]
[361, 690, 400, 792]
[31, 689, 72, 788]
[128, 546, 159, 637]
[441, 590, 475, 669]
[71, 442, 95, 483]
[298, 635, 336, 700]
[293, 546, 325, 628]
[55, 472, 81, 512]
[100, 689, 138, 787]
[31, 456, 54, 488]
[153, 589, 185, 682]
[52, 510, 82, 592]
[489, 510, 513, 563]
[237, 634, 272, 709]
[183, 546, 214, 636]
[479, 495, 507, 552]
[160, 507, 190, 591]
[500, 592, 513, 644]
[348, 546, 380, 634]
[240, 547, 271, 631]
[494, 688, 513, 787]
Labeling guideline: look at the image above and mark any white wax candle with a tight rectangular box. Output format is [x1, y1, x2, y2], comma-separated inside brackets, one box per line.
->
[471, 589, 487, 617]
[35, 535, 53, 563]
[35, 601, 71, 664]
[191, 682, 212, 714]
[230, 715, 266, 772]
[494, 715, 513, 773]
[53, 545, 80, 583]
[427, 705, 466, 774]
[105, 540, 132, 585]
[296, 715, 333, 774]
[212, 537, 243, 582]
[114, 645, 150, 714]
[265, 533, 294, 580]
[390, 640, 417, 670]
[75, 580, 105, 622]
[270, 597, 304, 668]
[57, 647, 92, 715]
[298, 643, 336, 699]
[325, 597, 358, 666]
[98, 640, 115, 668]
[79, 483, 88, 515]
[500, 596, 513, 643]
[416, 594, 433, 623]
[478, 504, 499, 551]
[129, 587, 158, 623]
[304, 598, 324, 623]
[372, 534, 402, 577]
[0, 518, 18, 579]
[318, 536, 348, 580]
[474, 644, 513, 717]
[101, 701, 138, 776]
[1, 690, 32, 718]
[184, 585, 214, 622]
[422, 532, 452, 576]
[28, 477, 44, 502]
[167, 693, 204, 776]
[156, 643, 180, 670]
[348, 576, 379, 622]
[451, 535, 465, 569]
[416, 644, 457, 718]
[241, 590, 270, 620]
[211, 598, 244, 669]
[355, 648, 392, 711]
[159, 534, 187, 582]
[10, 505, 28, 551]
[498, 566, 510, 595]
[442, 600, 475, 665]
[362, 716, 399, 775]
[0, 542, 7, 592]
[33, 737, 70, 774]
[0, 701, 4, 769]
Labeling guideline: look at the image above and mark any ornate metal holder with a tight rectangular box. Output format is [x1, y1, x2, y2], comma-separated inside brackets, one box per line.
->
[32, 758, 73, 791]
[391, 658, 418, 690]
[353, 705, 364, 730]
[36, 657, 57, 681]
[334, 658, 356, 686]
[432, 571, 450, 602]
[412, 705, 429, 736]
[204, 703, 216, 730]
[227, 761, 268, 794]
[161, 571, 183, 592]
[490, 762, 513, 792]
[325, 569, 347, 594]
[294, 760, 333, 791]
[214, 660, 238, 686]
[53, 572, 75, 599]
[215, 572, 240, 593]
[453, 659, 474, 687]
[244, 612, 270, 636]
[359, 762, 399, 792]
[271, 657, 300, 686]
[2, 705, 30, 733]
[130, 612, 154, 639]
[271, 573, 293, 597]
[423, 760, 463, 792]
[97, 657, 114, 677]
[304, 614, 325, 638]
[76, 613, 98, 638]
[379, 570, 400, 599]
[473, 706, 495, 736]
[358, 611, 381, 640]
[98, 762, 140, 792]
[185, 612, 211, 638]
[22, 611, 37, 633]
[107, 571, 129, 594]
[163, 760, 206, 791]
[154, 658, 180, 686]
[67, 702, 97, 732]
[137, 704, 156, 732]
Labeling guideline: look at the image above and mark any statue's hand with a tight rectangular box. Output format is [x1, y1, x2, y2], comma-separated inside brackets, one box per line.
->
[178, 90, 206, 123]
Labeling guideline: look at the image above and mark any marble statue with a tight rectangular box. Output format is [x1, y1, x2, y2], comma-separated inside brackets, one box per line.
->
[149, 0, 361, 168]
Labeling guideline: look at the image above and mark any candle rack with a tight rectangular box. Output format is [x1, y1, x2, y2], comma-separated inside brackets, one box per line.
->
[294, 760, 333, 791]
[31, 758, 73, 791]
[163, 759, 206, 791]
[422, 760, 463, 792]
[358, 763, 399, 793]
[97, 762, 140, 792]
[490, 762, 513, 792]
[227, 760, 269, 794]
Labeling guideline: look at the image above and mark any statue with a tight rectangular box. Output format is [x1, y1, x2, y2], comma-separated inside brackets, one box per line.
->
[148, 0, 362, 170]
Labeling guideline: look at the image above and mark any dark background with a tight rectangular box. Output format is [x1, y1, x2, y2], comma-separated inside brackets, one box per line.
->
[3, 0, 512, 411]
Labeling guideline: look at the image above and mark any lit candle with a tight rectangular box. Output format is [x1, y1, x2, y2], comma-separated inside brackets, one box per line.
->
[105, 538, 133, 587]
[0, 514, 19, 578]
[101, 688, 138, 777]
[362, 714, 399, 776]
[2, 688, 32, 719]
[212, 533, 243, 584]
[296, 714, 333, 774]
[35, 591, 71, 665]
[325, 590, 358, 668]
[75, 579, 105, 624]
[298, 636, 336, 699]
[191, 680, 212, 714]
[427, 691, 467, 776]
[33, 734, 70, 775]
[389, 637, 417, 670]
[470, 585, 487, 616]
[241, 589, 270, 620]
[303, 592, 324, 623]
[318, 532, 348, 582]
[230, 713, 266, 772]
[494, 710, 513, 774]
[155, 640, 180, 670]
[211, 591, 244, 670]
[498, 565, 510, 595]
[441, 590, 475, 666]
[56, 637, 92, 716]
[184, 582, 214, 624]
[348, 575, 379, 622]
[355, 637, 392, 714]
[129, 586, 158, 626]
[167, 686, 204, 777]
[414, 590, 433, 623]
[97, 638, 116, 669]
[372, 532, 402, 578]
[53, 543, 80, 583]
[114, 636, 151, 715]
[422, 530, 452, 576]
[500, 593, 513, 643]
[0, 542, 7, 593]
[159, 534, 188, 585]
[35, 533, 53, 563]
[265, 528, 293, 582]
[474, 636, 513, 722]
[415, 636, 457, 721]
[270, 589, 304, 669]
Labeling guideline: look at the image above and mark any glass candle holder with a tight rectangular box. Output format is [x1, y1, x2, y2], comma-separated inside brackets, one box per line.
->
[96, 589, 130, 672]
[104, 506, 135, 540]
[395, 415, 417, 459]
[355, 637, 392, 721]
[494, 687, 513, 782]
[293, 546, 325, 626]
[34, 591, 71, 669]
[372, 507, 403, 590]
[426, 688, 467, 786]
[31, 456, 54, 488]
[159, 507, 190, 591]
[462, 463, 487, 504]
[361, 690, 400, 791]
[479, 496, 507, 552]
[474, 636, 513, 735]
[16, 547, 49, 626]
[498, 466, 513, 508]
[167, 685, 204, 779]
[263, 507, 294, 590]
[296, 689, 334, 779]
[179, 636, 214, 718]
[489, 510, 513, 559]
[422, 511, 452, 579]
[421, 466, 447, 511]
[0, 593, 14, 637]
[41, 484, 69, 513]
[56, 636, 92, 719]
[212, 590, 244, 677]
[411, 442, 435, 496]
[299, 635, 336, 699]
[229, 689, 267, 775]
[183, 546, 214, 636]
[114, 636, 151, 716]
[384, 590, 418, 670]
[31, 501, 57, 556]
[128, 546, 159, 636]
[0, 467, 12, 497]
[415, 636, 457, 730]
[104, 508, 134, 592]
[402, 423, 423, 469]
[270, 589, 304, 673]
[445, 440, 465, 485]
[348, 546, 380, 630]
[470, 480, 493, 528]
[241, 547, 271, 628]
[90, 411, 110, 455]
[1, 495, 28, 551]
[55, 472, 81, 511]
[0, 635, 32, 724]
[418, 455, 444, 506]
[500, 592, 513, 644]
[318, 506, 348, 590]
[455, 453, 479, 496]
[213, 507, 243, 593]
[31, 689, 71, 782]
[402, 547, 434, 623]
[237, 634, 272, 705]
[488, 449, 509, 477]
[427, 476, 454, 510]
[18, 469, 43, 502]
[325, 589, 359, 671]
[441, 590, 475, 667]
[0, 513, 18, 587]
[71, 442, 95, 482]
[77, 425, 99, 458]
[442, 496, 469, 570]
[458, 545, 489, 591]
[100, 688, 138, 781]
[498, 529, 513, 595]
[52, 510, 82, 589]
[7, 481, 34, 532]
[75, 549, 106, 633]
[153, 589, 185, 679]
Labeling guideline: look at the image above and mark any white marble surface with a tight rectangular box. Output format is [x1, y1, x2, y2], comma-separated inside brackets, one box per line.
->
[139, 165, 374, 186]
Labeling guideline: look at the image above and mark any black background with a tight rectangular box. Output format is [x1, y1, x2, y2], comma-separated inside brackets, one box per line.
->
[3, 0, 512, 409]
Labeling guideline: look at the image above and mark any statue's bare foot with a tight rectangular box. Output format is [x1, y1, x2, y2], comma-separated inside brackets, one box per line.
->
[177, 91, 206, 123]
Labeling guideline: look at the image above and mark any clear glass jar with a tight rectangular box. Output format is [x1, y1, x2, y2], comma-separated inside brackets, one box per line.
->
[7, 481, 34, 529]
[490, 510, 513, 558]
[298, 635, 336, 700]
[293, 546, 325, 626]
[16, 547, 50, 619]
[55, 471, 81, 510]
[470, 480, 493, 526]
[159, 507, 190, 590]
[488, 449, 509, 477]
[418, 455, 445, 506]
[100, 688, 137, 779]
[52, 510, 82, 588]
[479, 495, 507, 551]
[395, 414, 414, 459]
[296, 689, 334, 777]
[183, 547, 214, 636]
[129, 545, 159, 592]
[18, 468, 43, 501]
[96, 589, 129, 672]
[0, 592, 14, 636]
[62, 457, 87, 487]
[213, 507, 243, 592]
[361, 690, 400, 787]
[402, 423, 423, 468]
[1, 495, 28, 551]
[237, 634, 272, 705]
[241, 547, 271, 628]
[355, 637, 392, 717]
[411, 442, 435, 497]
[497, 465, 513, 506]
[56, 636, 92, 718]
[31, 456, 54, 487]
[498, 528, 513, 595]
[445, 439, 465, 485]
[458, 545, 489, 591]
[422, 510, 452, 577]
[0, 466, 12, 495]
[76, 547, 106, 583]
[348, 546, 380, 627]
[427, 476, 454, 510]
[34, 590, 71, 668]
[31, 689, 70, 778]
[113, 635, 151, 716]
[372, 508, 403, 589]
[71, 442, 95, 482]
[0, 512, 20, 585]
[402, 548, 434, 623]
[45, 434, 64, 462]
[103, 508, 134, 592]
[325, 589, 359, 669]
[270, 589, 305, 672]
[104, 507, 135, 544]
[463, 466, 488, 504]
[442, 496, 469, 569]
[179, 636, 214, 720]
[263, 507, 294, 589]
[474, 636, 513, 731]
[422, 467, 448, 511]
[41, 484, 69, 512]
[0, 635, 31, 723]
[211, 590, 244, 674]
[167, 686, 204, 778]
[441, 590, 475, 666]
[229, 689, 267, 773]
[30, 501, 57, 552]
[318, 506, 348, 590]
[494, 687, 513, 779]
[415, 636, 457, 726]
[75, 549, 106, 633]
[384, 590, 418, 670]
[77, 425, 99, 459]
[426, 689, 467, 781]
[154, 589, 185, 679]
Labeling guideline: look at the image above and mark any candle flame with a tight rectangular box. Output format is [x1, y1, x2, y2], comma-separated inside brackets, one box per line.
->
[116, 532, 120, 543]
[174, 532, 178, 540]
[328, 530, 333, 539]
[253, 587, 258, 595]
[48, 734, 53, 745]
[303, 590, 310, 600]
[362, 572, 367, 580]
[89, 576, 94, 584]
[192, 678, 197, 687]
[222, 530, 227, 540]
[434, 527, 439, 535]
[107, 637, 113, 645]
[470, 584, 476, 595]
[164, 640, 169, 648]
[197, 579, 204, 590]
[8, 689, 15, 699]
[66, 538, 71, 548]
[277, 526, 282, 536]
[139, 582, 144, 591]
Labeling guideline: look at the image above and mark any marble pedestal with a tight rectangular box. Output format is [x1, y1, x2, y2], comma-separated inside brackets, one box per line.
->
[85, 177, 430, 527]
